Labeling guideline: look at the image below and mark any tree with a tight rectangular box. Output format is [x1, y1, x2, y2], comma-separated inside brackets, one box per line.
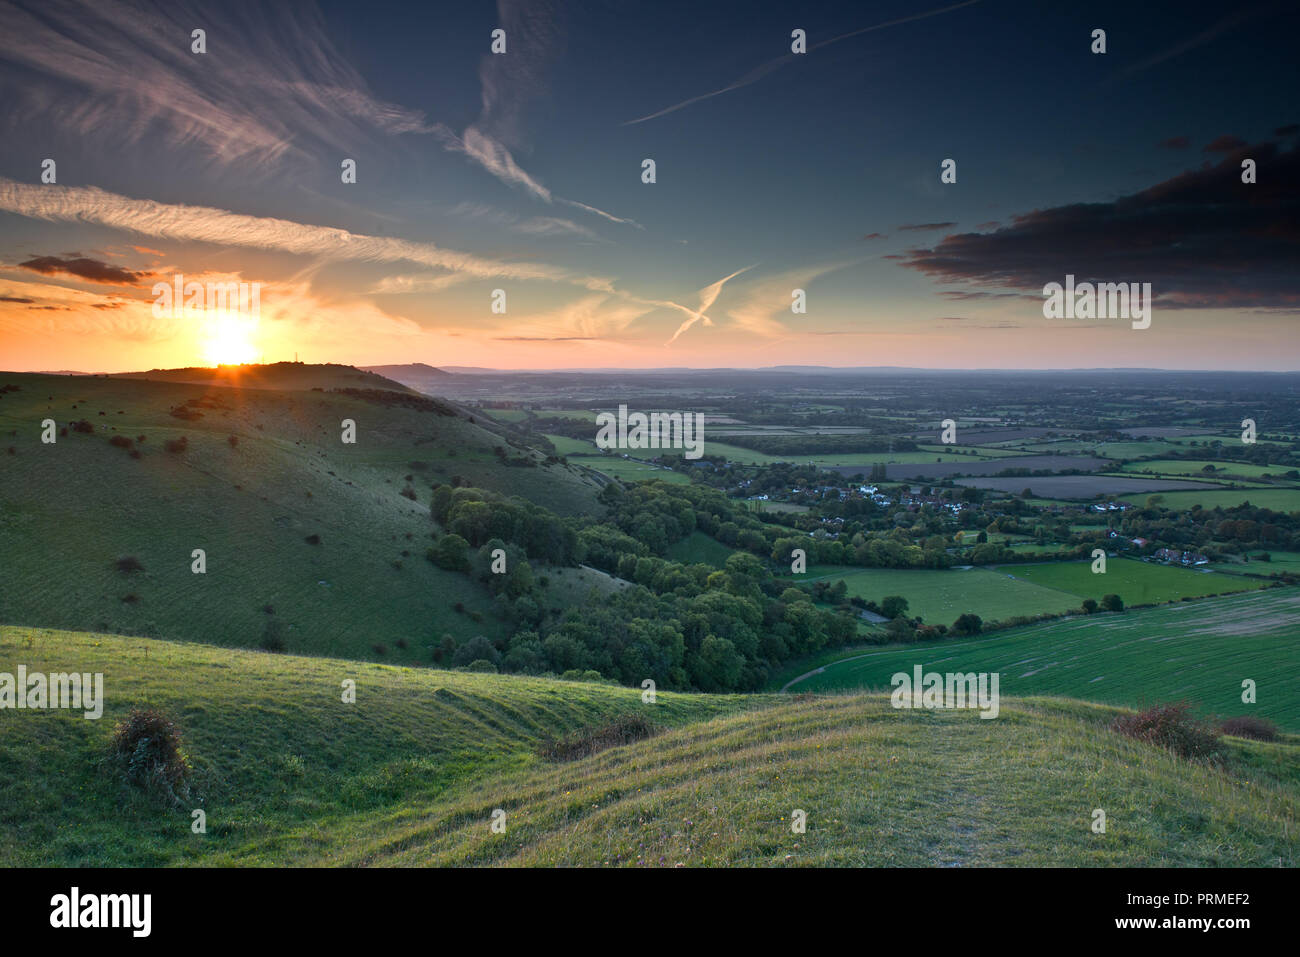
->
[1101, 593, 1124, 612]
[951, 613, 982, 636]
[1081, 598, 1099, 614]
[428, 533, 471, 572]
[690, 635, 744, 691]
[451, 635, 500, 668]
[880, 595, 909, 619]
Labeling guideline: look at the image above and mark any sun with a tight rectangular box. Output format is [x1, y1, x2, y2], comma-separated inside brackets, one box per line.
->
[200, 313, 260, 366]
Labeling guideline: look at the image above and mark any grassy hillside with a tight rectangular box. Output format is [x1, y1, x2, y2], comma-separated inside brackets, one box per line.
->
[1, 625, 1295, 867]
[110, 361, 418, 394]
[0, 371, 603, 662]
[778, 589, 1300, 730]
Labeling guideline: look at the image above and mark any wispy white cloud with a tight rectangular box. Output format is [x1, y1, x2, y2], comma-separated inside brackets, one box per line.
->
[0, 0, 446, 172]
[623, 0, 981, 126]
[725, 261, 857, 338]
[448, 201, 600, 240]
[0, 177, 617, 292]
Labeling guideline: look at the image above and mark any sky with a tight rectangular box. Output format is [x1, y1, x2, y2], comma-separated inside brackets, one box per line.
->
[0, 0, 1297, 372]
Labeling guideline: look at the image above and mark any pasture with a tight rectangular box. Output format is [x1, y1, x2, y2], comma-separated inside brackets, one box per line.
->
[781, 588, 1300, 732]
[1000, 558, 1263, 605]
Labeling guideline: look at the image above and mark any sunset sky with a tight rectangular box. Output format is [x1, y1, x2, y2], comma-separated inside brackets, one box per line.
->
[0, 0, 1297, 372]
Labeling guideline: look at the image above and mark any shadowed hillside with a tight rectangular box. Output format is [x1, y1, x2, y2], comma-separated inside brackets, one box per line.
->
[0, 371, 604, 661]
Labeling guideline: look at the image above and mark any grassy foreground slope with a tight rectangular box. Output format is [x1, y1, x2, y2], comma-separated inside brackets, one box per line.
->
[0, 370, 603, 662]
[2, 626, 1295, 867]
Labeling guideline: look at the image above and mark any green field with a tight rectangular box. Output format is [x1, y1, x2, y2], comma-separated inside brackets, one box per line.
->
[1120, 487, 1300, 512]
[1120, 459, 1299, 479]
[3, 625, 1295, 867]
[790, 565, 1082, 624]
[666, 531, 737, 566]
[781, 589, 1300, 732]
[544, 433, 600, 456]
[1001, 558, 1263, 605]
[569, 454, 692, 484]
[694, 440, 1016, 467]
[1211, 551, 1300, 575]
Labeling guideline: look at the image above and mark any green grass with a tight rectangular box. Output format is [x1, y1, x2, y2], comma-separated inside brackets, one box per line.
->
[1120, 487, 1300, 512]
[1210, 550, 1300, 574]
[1000, 558, 1263, 605]
[3, 624, 1295, 866]
[1119, 459, 1299, 480]
[569, 454, 692, 484]
[544, 433, 600, 456]
[666, 531, 737, 567]
[700, 442, 1004, 467]
[0, 625, 746, 866]
[0, 372, 606, 664]
[780, 588, 1300, 732]
[788, 565, 1082, 624]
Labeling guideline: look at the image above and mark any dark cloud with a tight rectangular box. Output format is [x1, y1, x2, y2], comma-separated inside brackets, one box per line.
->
[861, 232, 886, 240]
[492, 336, 598, 341]
[1276, 124, 1300, 137]
[975, 221, 1000, 230]
[1158, 136, 1190, 149]
[16, 255, 150, 286]
[1203, 134, 1247, 153]
[899, 140, 1300, 309]
[897, 222, 957, 231]
[937, 290, 1034, 301]
[0, 295, 35, 303]
[26, 304, 71, 311]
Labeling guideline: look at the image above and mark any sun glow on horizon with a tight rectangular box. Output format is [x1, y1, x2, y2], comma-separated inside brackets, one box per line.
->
[200, 312, 260, 366]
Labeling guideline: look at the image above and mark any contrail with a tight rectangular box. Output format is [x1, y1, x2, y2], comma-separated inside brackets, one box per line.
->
[665, 265, 755, 344]
[623, 0, 982, 126]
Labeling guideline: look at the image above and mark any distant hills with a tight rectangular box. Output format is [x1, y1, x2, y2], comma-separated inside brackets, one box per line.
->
[110, 361, 415, 394]
[361, 362, 454, 392]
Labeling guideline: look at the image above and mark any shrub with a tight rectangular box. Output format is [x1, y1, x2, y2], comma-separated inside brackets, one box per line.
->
[111, 708, 192, 803]
[538, 714, 658, 762]
[262, 604, 275, 615]
[228, 435, 239, 448]
[372, 643, 388, 656]
[951, 612, 983, 636]
[399, 486, 417, 500]
[433, 634, 456, 662]
[120, 593, 140, 604]
[1081, 598, 1099, 614]
[108, 434, 133, 449]
[304, 534, 321, 546]
[1101, 593, 1124, 612]
[465, 658, 497, 672]
[1220, 715, 1278, 741]
[164, 436, 188, 454]
[452, 635, 500, 668]
[260, 619, 286, 652]
[880, 595, 909, 619]
[116, 555, 145, 573]
[395, 638, 408, 650]
[71, 419, 94, 433]
[1112, 702, 1223, 761]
